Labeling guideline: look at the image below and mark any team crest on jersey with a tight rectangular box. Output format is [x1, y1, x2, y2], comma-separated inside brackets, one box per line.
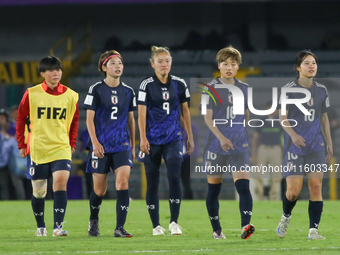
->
[228, 94, 233, 103]
[29, 167, 35, 176]
[92, 160, 98, 169]
[162, 91, 170, 100]
[307, 97, 313, 106]
[111, 95, 118, 104]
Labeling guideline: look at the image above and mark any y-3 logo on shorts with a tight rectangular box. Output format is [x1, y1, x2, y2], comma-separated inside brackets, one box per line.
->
[91, 205, 101, 210]
[243, 211, 252, 215]
[34, 212, 43, 216]
[209, 216, 219, 220]
[54, 208, 65, 213]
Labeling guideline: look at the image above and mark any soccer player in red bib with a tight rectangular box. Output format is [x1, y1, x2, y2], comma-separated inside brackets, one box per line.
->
[16, 56, 79, 237]
[84, 50, 136, 237]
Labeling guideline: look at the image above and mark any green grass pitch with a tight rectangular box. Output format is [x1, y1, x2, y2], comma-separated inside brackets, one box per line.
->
[0, 200, 339, 254]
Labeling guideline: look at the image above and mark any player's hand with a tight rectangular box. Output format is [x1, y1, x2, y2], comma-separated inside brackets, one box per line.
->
[326, 145, 333, 163]
[140, 138, 150, 155]
[291, 134, 306, 148]
[131, 147, 136, 162]
[93, 141, 105, 158]
[19, 148, 27, 158]
[71, 147, 76, 154]
[220, 136, 234, 152]
[186, 137, 194, 155]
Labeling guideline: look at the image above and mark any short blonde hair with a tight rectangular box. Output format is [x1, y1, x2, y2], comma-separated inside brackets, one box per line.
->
[216, 46, 242, 64]
[149, 46, 171, 63]
[98, 50, 123, 76]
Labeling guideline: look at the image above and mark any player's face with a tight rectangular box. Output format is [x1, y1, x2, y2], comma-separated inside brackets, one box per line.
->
[103, 56, 124, 78]
[151, 52, 172, 76]
[296, 55, 317, 78]
[218, 57, 239, 79]
[0, 115, 7, 128]
[40, 69, 62, 87]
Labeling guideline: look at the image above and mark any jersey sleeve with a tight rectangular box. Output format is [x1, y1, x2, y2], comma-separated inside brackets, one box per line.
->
[179, 80, 190, 104]
[83, 84, 98, 111]
[16, 89, 30, 149]
[129, 88, 137, 111]
[137, 80, 148, 106]
[278, 91, 290, 112]
[243, 85, 248, 110]
[205, 86, 214, 110]
[321, 89, 330, 113]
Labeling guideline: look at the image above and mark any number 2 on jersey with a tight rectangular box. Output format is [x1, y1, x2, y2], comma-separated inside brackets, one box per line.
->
[163, 102, 170, 115]
[111, 106, 118, 119]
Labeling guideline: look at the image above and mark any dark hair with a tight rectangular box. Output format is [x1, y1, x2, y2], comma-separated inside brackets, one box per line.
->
[294, 50, 318, 69]
[98, 50, 123, 76]
[0, 108, 9, 122]
[10, 105, 18, 112]
[38, 56, 63, 73]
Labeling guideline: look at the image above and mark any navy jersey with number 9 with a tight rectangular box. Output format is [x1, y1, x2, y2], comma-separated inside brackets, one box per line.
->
[138, 74, 190, 145]
[83, 80, 136, 153]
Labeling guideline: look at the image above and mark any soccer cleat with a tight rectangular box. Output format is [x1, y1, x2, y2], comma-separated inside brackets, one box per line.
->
[169, 221, 182, 235]
[53, 221, 68, 236]
[53, 228, 68, 236]
[35, 227, 47, 237]
[308, 228, 326, 240]
[277, 214, 291, 238]
[88, 220, 100, 237]
[213, 230, 226, 239]
[241, 224, 255, 239]
[114, 227, 132, 238]
[153, 225, 165, 236]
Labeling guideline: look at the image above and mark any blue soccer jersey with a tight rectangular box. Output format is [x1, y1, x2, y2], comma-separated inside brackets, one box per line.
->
[137, 74, 190, 145]
[83, 80, 137, 153]
[279, 79, 330, 155]
[202, 78, 249, 155]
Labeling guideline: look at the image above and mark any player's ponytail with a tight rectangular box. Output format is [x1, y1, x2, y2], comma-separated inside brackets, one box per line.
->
[149, 46, 171, 63]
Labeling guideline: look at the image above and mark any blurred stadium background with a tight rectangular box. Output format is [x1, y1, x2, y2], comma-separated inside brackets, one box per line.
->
[0, 0, 339, 201]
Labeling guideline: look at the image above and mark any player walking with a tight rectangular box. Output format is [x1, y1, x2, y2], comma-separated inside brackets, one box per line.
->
[138, 46, 194, 235]
[17, 56, 79, 237]
[277, 50, 332, 240]
[84, 50, 136, 237]
[202, 46, 255, 239]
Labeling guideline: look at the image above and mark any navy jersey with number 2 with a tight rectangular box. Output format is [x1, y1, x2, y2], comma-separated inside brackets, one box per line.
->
[83, 80, 137, 153]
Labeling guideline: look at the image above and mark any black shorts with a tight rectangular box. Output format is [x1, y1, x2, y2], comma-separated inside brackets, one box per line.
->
[86, 150, 133, 174]
[26, 154, 71, 180]
[203, 150, 250, 176]
[141, 140, 183, 174]
[282, 150, 326, 177]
